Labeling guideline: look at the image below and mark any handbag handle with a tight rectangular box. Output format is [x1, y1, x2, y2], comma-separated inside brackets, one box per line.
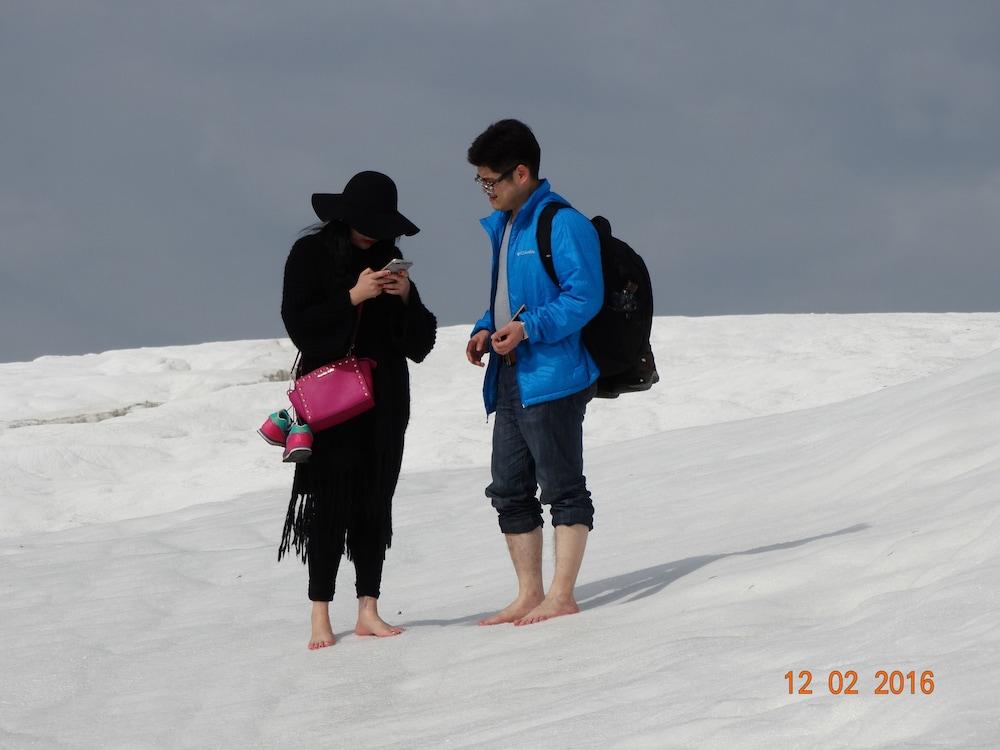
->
[289, 302, 365, 381]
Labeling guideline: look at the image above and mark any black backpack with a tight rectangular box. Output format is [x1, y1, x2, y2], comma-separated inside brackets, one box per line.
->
[537, 203, 659, 399]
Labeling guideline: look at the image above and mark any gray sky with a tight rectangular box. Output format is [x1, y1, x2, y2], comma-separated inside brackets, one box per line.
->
[2, 1, 999, 363]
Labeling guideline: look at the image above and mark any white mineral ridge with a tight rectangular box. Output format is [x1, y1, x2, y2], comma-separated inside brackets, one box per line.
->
[1, 313, 999, 749]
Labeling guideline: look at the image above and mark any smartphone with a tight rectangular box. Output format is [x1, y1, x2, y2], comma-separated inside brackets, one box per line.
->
[381, 258, 413, 274]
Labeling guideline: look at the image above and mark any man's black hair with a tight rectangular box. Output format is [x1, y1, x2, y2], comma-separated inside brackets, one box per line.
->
[467, 119, 541, 178]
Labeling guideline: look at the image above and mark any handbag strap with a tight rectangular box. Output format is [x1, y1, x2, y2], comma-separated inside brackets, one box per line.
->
[346, 302, 365, 356]
[289, 302, 365, 380]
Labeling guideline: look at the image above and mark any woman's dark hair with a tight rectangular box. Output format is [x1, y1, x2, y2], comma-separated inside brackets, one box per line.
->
[299, 220, 328, 237]
[467, 119, 541, 178]
[298, 219, 350, 238]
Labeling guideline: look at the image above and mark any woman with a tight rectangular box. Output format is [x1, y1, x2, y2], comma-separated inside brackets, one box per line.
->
[278, 171, 437, 649]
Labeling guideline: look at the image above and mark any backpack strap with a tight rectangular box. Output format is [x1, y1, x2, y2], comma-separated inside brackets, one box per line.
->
[536, 202, 570, 287]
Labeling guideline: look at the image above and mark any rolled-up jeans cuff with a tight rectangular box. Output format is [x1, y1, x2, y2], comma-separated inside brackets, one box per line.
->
[550, 510, 594, 531]
[498, 515, 544, 535]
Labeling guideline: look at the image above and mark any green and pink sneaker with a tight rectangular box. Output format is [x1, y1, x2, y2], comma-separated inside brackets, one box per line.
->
[282, 424, 313, 463]
[258, 409, 293, 446]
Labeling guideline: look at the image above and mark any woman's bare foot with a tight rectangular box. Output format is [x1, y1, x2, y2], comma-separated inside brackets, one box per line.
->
[309, 601, 336, 650]
[355, 596, 404, 637]
[478, 592, 545, 626]
[513, 595, 580, 627]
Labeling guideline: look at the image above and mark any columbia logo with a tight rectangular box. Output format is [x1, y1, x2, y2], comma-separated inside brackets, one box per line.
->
[516, 248, 537, 256]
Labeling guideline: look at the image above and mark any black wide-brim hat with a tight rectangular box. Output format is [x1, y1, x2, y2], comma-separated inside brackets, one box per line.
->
[311, 171, 419, 239]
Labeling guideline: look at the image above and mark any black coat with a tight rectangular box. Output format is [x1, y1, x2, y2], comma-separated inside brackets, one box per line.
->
[278, 222, 437, 562]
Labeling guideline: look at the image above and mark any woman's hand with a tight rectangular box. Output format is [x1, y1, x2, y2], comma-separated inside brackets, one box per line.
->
[381, 270, 411, 304]
[350, 268, 389, 305]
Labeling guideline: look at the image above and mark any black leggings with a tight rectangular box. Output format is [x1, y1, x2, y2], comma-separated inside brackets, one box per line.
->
[308, 545, 384, 602]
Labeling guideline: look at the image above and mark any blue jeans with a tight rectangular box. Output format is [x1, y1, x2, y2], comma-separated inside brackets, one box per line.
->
[486, 363, 596, 534]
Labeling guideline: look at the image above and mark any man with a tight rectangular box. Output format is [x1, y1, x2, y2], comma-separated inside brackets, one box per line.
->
[465, 119, 603, 626]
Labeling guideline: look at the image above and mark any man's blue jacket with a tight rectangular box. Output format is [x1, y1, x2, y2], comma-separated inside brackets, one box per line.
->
[472, 180, 603, 414]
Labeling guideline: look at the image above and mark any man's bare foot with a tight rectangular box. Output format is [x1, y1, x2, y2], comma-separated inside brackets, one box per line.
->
[478, 593, 545, 626]
[309, 602, 336, 650]
[355, 596, 404, 637]
[513, 595, 580, 626]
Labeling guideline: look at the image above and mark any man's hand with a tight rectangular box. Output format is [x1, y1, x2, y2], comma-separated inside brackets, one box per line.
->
[466, 330, 490, 367]
[381, 269, 411, 304]
[491, 321, 525, 356]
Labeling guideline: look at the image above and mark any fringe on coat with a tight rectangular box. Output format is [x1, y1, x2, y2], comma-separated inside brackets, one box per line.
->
[277, 449, 402, 564]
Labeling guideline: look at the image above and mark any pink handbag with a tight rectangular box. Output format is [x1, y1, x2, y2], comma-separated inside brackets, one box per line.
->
[287, 305, 376, 432]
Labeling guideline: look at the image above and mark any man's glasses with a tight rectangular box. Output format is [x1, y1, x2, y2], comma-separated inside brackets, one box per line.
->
[474, 166, 516, 196]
